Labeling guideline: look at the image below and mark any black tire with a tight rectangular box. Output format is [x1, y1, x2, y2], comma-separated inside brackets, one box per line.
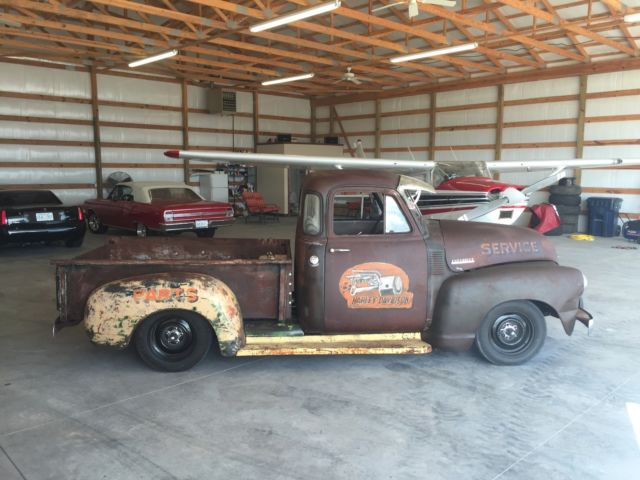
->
[135, 309, 213, 371]
[136, 223, 148, 237]
[549, 194, 581, 206]
[475, 301, 546, 365]
[555, 205, 581, 215]
[562, 223, 578, 234]
[550, 184, 582, 196]
[87, 211, 107, 234]
[195, 228, 216, 238]
[65, 236, 84, 248]
[544, 225, 563, 236]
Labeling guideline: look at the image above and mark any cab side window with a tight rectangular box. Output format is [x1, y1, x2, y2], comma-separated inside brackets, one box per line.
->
[332, 191, 411, 236]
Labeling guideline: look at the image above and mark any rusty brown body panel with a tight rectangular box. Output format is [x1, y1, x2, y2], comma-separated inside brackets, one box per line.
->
[438, 219, 558, 271]
[54, 236, 292, 330]
[425, 261, 585, 351]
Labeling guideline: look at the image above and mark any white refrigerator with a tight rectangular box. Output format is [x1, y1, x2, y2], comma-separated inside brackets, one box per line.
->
[198, 172, 228, 202]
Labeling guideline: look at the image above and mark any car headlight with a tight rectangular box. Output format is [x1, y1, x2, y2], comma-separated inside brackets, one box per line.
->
[163, 211, 174, 222]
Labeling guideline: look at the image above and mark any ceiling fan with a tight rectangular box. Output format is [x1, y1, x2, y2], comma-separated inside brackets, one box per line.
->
[372, 0, 456, 18]
[334, 67, 369, 86]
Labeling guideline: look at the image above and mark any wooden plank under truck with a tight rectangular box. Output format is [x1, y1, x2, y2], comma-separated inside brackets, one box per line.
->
[53, 171, 592, 371]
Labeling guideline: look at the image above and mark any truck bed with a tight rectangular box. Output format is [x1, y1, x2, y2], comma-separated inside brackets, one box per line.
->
[53, 236, 292, 330]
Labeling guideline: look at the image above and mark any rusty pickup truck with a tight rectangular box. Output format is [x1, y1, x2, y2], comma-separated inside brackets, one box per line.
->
[54, 171, 592, 371]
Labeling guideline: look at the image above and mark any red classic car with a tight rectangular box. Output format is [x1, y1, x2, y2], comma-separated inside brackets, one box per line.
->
[83, 182, 234, 237]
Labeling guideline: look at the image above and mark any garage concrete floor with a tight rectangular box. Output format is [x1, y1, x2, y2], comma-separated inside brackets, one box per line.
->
[1, 219, 639, 480]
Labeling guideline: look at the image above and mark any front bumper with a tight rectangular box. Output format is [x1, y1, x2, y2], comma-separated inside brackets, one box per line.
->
[158, 219, 234, 232]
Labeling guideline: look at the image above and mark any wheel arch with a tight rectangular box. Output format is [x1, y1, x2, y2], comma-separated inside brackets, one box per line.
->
[84, 272, 245, 356]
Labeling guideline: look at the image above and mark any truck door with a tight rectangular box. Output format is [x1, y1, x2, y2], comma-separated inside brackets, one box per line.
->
[324, 189, 428, 333]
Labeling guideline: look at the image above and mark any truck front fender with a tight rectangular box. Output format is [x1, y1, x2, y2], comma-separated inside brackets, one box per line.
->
[426, 261, 585, 351]
[84, 273, 244, 356]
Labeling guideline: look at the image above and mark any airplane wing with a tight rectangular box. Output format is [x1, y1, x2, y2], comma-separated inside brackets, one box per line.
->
[484, 158, 634, 171]
[164, 150, 436, 170]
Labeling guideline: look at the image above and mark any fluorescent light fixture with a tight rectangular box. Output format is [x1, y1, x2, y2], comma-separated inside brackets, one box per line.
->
[250, 0, 341, 33]
[261, 73, 315, 86]
[128, 49, 178, 68]
[624, 12, 640, 22]
[390, 42, 479, 63]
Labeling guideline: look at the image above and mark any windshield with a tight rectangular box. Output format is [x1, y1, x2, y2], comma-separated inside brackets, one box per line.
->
[431, 161, 491, 186]
[396, 175, 435, 233]
[0, 190, 62, 206]
[149, 188, 202, 203]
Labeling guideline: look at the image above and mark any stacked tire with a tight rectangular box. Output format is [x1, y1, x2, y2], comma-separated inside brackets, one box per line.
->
[547, 178, 581, 235]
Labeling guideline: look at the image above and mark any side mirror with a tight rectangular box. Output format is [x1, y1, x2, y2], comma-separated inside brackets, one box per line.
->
[122, 194, 134, 202]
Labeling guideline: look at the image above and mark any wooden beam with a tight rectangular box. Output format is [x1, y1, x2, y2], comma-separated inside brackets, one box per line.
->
[428, 92, 437, 161]
[332, 106, 355, 158]
[374, 99, 381, 158]
[181, 79, 190, 183]
[253, 91, 259, 152]
[310, 102, 316, 144]
[575, 74, 588, 185]
[89, 66, 103, 198]
[495, 84, 505, 162]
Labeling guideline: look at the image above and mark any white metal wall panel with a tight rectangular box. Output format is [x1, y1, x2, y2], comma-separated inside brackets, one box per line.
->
[503, 124, 577, 144]
[504, 101, 578, 122]
[381, 113, 428, 130]
[438, 86, 497, 107]
[437, 128, 495, 147]
[381, 94, 429, 113]
[0, 97, 92, 120]
[0, 145, 93, 163]
[97, 74, 180, 106]
[99, 105, 181, 126]
[505, 77, 579, 100]
[0, 121, 93, 142]
[587, 70, 640, 93]
[0, 63, 90, 98]
[437, 107, 496, 127]
[334, 101, 375, 116]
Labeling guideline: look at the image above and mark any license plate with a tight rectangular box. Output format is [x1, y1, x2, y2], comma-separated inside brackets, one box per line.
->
[36, 212, 54, 222]
[195, 220, 208, 229]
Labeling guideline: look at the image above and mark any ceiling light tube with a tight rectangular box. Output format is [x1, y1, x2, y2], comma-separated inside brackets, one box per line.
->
[262, 73, 315, 86]
[624, 12, 640, 22]
[128, 49, 178, 68]
[250, 0, 341, 33]
[390, 42, 479, 63]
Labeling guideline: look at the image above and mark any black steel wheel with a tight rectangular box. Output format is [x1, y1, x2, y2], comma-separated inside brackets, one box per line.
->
[196, 228, 216, 238]
[550, 184, 582, 196]
[475, 301, 546, 365]
[135, 310, 213, 371]
[87, 211, 107, 234]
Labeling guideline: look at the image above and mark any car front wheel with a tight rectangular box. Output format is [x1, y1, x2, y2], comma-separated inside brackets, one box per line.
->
[135, 310, 213, 371]
[475, 301, 546, 365]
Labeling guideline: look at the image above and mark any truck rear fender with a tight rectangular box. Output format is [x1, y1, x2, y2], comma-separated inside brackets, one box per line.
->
[426, 261, 585, 351]
[84, 273, 245, 355]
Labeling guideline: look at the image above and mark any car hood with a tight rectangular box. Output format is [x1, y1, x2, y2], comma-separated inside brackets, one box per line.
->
[438, 219, 557, 272]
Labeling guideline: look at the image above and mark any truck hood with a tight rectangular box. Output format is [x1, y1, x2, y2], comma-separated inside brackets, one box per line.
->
[437, 219, 558, 272]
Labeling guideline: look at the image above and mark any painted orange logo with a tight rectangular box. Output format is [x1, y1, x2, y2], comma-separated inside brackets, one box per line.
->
[132, 287, 198, 303]
[339, 262, 413, 309]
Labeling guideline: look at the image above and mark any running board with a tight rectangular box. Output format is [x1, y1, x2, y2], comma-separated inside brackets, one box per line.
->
[236, 332, 431, 356]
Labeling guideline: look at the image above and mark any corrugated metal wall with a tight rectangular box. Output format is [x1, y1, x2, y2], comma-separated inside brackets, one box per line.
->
[315, 70, 640, 227]
[0, 61, 310, 204]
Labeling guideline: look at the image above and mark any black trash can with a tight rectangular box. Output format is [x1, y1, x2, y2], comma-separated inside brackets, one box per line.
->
[586, 197, 622, 237]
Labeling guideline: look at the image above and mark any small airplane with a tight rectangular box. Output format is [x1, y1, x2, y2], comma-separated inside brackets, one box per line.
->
[164, 149, 634, 224]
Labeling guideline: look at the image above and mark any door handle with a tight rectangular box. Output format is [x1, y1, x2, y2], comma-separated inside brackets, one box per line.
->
[329, 248, 351, 253]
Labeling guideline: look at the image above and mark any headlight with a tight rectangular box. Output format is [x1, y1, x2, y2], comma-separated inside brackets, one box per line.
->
[163, 211, 174, 222]
[582, 272, 588, 289]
